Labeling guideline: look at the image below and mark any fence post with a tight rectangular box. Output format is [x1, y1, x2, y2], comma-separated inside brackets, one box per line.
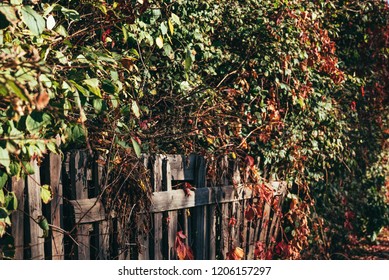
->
[151, 155, 163, 259]
[70, 150, 92, 260]
[11, 177, 25, 260]
[193, 155, 207, 259]
[49, 153, 64, 260]
[27, 160, 45, 259]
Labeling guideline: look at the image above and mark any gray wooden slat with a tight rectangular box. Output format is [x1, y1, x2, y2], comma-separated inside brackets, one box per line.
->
[27, 160, 44, 259]
[71, 150, 91, 260]
[69, 198, 105, 224]
[259, 202, 271, 243]
[193, 156, 208, 260]
[11, 177, 25, 260]
[94, 154, 109, 260]
[166, 154, 196, 181]
[137, 155, 150, 260]
[49, 153, 64, 260]
[208, 204, 217, 260]
[163, 157, 178, 260]
[152, 155, 163, 260]
[150, 185, 251, 212]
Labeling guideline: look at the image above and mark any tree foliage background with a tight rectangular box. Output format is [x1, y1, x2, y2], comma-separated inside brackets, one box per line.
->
[0, 0, 388, 259]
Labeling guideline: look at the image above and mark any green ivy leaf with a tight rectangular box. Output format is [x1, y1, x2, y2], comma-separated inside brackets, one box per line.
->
[0, 4, 18, 26]
[5, 192, 17, 211]
[21, 5, 45, 35]
[156, 35, 164, 49]
[37, 215, 49, 238]
[0, 170, 7, 190]
[131, 100, 140, 118]
[83, 78, 102, 98]
[40, 184, 52, 204]
[0, 147, 10, 169]
[131, 137, 141, 158]
[0, 189, 4, 205]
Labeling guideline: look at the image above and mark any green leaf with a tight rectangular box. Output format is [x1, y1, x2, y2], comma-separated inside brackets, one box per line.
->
[25, 112, 52, 135]
[0, 4, 19, 26]
[160, 22, 168, 35]
[171, 13, 181, 25]
[5, 192, 17, 211]
[0, 147, 10, 169]
[131, 100, 140, 118]
[0, 207, 8, 219]
[156, 35, 164, 49]
[40, 185, 52, 204]
[22, 161, 35, 175]
[21, 6, 45, 35]
[46, 14, 56, 30]
[8, 161, 20, 177]
[60, 7, 80, 21]
[46, 141, 58, 154]
[83, 78, 102, 98]
[0, 189, 4, 205]
[0, 170, 7, 190]
[131, 137, 141, 158]
[6, 80, 29, 102]
[93, 98, 103, 113]
[37, 215, 49, 238]
[185, 49, 193, 73]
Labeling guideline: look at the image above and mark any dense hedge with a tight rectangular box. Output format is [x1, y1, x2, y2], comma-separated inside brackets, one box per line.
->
[0, 0, 388, 259]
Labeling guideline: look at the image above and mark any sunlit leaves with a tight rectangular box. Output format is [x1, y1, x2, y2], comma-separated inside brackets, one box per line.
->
[40, 185, 52, 204]
[21, 6, 45, 35]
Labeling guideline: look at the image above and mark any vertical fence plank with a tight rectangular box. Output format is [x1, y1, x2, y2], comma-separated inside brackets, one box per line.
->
[208, 204, 217, 260]
[95, 153, 109, 260]
[152, 155, 163, 260]
[137, 156, 150, 260]
[259, 202, 271, 243]
[163, 158, 178, 260]
[49, 153, 64, 260]
[193, 156, 208, 260]
[27, 160, 44, 259]
[71, 150, 92, 260]
[11, 177, 25, 260]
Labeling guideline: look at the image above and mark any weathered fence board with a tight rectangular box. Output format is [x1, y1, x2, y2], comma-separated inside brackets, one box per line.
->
[11, 177, 25, 260]
[6, 151, 287, 260]
[27, 160, 44, 260]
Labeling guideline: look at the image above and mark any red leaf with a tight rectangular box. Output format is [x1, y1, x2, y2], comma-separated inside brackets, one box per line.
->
[185, 246, 194, 260]
[254, 241, 265, 259]
[183, 182, 195, 197]
[228, 217, 237, 227]
[177, 230, 187, 239]
[361, 86, 365, 97]
[350, 101, 356, 111]
[244, 205, 256, 221]
[245, 155, 255, 168]
[175, 236, 187, 260]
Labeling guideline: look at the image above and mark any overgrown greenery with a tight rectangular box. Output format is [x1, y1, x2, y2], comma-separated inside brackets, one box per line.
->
[0, 0, 388, 259]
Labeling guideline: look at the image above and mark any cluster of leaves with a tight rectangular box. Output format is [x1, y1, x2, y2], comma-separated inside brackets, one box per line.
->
[0, 0, 388, 259]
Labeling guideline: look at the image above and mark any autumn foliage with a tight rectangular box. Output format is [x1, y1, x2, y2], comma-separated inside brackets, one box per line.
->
[0, 0, 388, 259]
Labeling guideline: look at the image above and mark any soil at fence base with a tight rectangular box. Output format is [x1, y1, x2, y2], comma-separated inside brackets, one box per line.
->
[347, 227, 389, 260]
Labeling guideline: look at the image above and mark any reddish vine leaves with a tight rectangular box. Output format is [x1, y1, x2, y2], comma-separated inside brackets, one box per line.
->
[175, 231, 194, 260]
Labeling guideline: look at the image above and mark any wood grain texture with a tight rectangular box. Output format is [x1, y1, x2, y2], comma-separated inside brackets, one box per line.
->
[49, 153, 64, 260]
[11, 177, 25, 260]
[27, 160, 44, 259]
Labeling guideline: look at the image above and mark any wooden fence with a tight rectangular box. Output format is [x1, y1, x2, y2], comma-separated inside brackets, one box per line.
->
[3, 151, 287, 260]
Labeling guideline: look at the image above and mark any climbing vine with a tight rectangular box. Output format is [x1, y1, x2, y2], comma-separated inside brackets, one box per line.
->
[0, 0, 388, 259]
